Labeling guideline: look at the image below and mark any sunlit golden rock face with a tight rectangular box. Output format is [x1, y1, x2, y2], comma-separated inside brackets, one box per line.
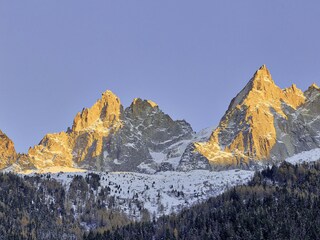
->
[28, 132, 74, 168]
[26, 90, 192, 172]
[72, 90, 122, 132]
[195, 65, 306, 167]
[305, 83, 320, 99]
[28, 90, 123, 169]
[0, 130, 17, 169]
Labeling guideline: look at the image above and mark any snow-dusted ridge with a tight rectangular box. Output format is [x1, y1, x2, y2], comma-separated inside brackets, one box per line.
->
[22, 169, 254, 220]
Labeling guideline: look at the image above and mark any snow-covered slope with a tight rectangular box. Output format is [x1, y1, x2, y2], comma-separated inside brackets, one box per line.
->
[285, 148, 320, 165]
[25, 168, 254, 220]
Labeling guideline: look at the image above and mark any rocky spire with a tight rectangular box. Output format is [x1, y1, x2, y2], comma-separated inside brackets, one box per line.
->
[251, 64, 274, 86]
[26, 89, 193, 173]
[72, 90, 123, 132]
[129, 98, 159, 118]
[0, 130, 17, 169]
[305, 83, 320, 99]
[227, 65, 277, 111]
[28, 90, 124, 170]
[310, 83, 319, 89]
[195, 65, 306, 167]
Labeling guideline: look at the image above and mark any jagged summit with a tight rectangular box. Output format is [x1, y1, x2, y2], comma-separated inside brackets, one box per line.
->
[102, 89, 118, 96]
[310, 83, 319, 89]
[193, 65, 306, 168]
[146, 100, 158, 108]
[23, 89, 193, 172]
[0, 130, 17, 169]
[227, 65, 277, 111]
[132, 98, 158, 108]
[285, 84, 298, 92]
[304, 83, 320, 100]
[252, 64, 274, 84]
[72, 90, 122, 132]
[128, 98, 160, 120]
[307, 83, 320, 93]
[132, 98, 158, 110]
[28, 90, 123, 169]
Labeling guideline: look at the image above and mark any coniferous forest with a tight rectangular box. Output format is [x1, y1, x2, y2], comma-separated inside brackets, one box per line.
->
[1, 162, 320, 239]
[0, 173, 130, 239]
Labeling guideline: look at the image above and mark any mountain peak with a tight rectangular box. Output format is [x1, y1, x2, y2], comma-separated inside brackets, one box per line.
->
[0, 130, 17, 169]
[132, 98, 158, 108]
[305, 83, 320, 99]
[227, 65, 276, 110]
[129, 98, 159, 118]
[310, 83, 319, 90]
[251, 64, 274, 88]
[131, 98, 159, 110]
[72, 90, 122, 132]
[146, 100, 158, 108]
[259, 64, 267, 70]
[101, 89, 118, 98]
[195, 65, 306, 167]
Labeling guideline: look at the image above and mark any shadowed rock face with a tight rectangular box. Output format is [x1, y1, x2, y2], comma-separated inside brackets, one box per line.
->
[0, 130, 17, 169]
[178, 66, 320, 170]
[271, 84, 320, 162]
[97, 98, 193, 172]
[25, 92, 193, 173]
[177, 144, 212, 171]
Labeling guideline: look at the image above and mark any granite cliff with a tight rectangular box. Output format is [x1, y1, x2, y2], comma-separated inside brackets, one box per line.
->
[178, 65, 320, 170]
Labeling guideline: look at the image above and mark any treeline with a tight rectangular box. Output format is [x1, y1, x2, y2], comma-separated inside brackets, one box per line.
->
[85, 162, 320, 240]
[0, 173, 129, 239]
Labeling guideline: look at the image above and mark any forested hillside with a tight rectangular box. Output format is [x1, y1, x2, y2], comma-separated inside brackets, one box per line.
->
[1, 161, 320, 239]
[85, 162, 320, 240]
[0, 173, 129, 239]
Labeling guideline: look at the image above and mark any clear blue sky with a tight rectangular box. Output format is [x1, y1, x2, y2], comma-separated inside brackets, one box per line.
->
[1, 1, 320, 153]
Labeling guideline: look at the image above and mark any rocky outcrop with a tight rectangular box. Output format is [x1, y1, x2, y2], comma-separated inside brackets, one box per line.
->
[26, 91, 193, 172]
[177, 144, 212, 171]
[178, 65, 319, 170]
[0, 130, 17, 169]
[271, 83, 320, 162]
[28, 90, 123, 170]
[101, 98, 193, 172]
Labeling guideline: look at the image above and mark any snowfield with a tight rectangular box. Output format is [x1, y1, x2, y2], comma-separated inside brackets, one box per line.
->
[285, 148, 320, 165]
[26, 169, 254, 220]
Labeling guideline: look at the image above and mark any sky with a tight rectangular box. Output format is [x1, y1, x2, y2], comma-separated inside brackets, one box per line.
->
[1, 1, 320, 153]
